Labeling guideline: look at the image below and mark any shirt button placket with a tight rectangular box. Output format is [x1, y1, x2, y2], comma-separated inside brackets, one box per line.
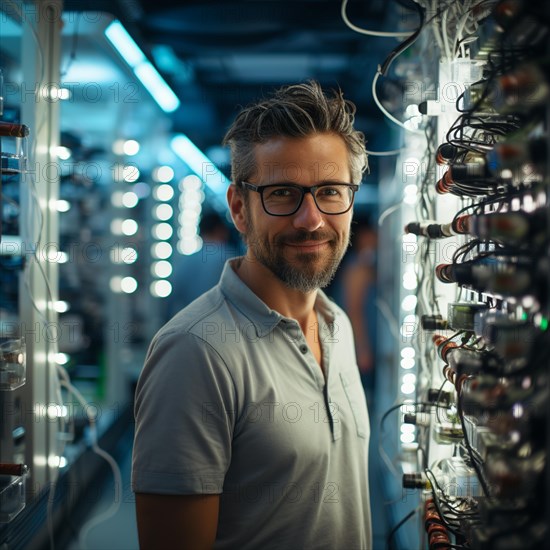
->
[327, 395, 341, 440]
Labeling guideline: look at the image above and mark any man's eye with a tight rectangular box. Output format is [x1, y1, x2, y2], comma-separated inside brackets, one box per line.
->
[271, 188, 291, 196]
[318, 186, 342, 197]
[268, 187, 298, 198]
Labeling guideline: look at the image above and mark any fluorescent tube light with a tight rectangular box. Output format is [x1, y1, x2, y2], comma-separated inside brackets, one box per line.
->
[105, 20, 180, 113]
[134, 62, 180, 113]
[171, 135, 230, 194]
[105, 21, 145, 68]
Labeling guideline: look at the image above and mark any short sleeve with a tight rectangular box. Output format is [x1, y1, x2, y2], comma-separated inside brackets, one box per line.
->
[131, 330, 237, 495]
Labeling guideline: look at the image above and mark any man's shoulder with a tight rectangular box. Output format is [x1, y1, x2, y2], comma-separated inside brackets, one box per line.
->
[155, 283, 252, 353]
[142, 284, 251, 385]
[159, 286, 229, 337]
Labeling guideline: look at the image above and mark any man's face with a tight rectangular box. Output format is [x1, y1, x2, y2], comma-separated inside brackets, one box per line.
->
[236, 133, 354, 293]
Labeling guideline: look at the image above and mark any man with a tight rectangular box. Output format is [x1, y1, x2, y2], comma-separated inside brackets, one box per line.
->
[132, 81, 372, 549]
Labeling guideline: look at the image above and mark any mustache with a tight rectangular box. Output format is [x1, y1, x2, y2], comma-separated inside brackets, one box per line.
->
[275, 230, 336, 245]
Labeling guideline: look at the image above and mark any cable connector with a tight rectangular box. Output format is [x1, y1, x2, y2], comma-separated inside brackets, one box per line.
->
[427, 388, 452, 404]
[421, 314, 449, 331]
[403, 412, 431, 427]
[418, 100, 455, 116]
[403, 472, 431, 490]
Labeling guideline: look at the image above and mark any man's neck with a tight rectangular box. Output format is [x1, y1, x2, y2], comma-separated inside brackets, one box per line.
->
[233, 255, 318, 331]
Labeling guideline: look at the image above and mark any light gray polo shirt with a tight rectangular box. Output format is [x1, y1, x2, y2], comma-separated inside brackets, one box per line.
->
[132, 258, 372, 549]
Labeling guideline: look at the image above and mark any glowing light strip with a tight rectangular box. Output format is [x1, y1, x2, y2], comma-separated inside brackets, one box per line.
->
[105, 21, 180, 113]
[171, 135, 230, 194]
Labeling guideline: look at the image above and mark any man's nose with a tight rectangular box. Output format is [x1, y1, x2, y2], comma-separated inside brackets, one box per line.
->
[292, 193, 324, 232]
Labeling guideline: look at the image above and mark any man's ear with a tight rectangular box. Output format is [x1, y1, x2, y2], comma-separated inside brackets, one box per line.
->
[227, 184, 247, 234]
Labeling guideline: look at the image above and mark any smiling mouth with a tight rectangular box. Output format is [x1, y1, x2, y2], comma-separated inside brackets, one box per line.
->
[284, 241, 330, 251]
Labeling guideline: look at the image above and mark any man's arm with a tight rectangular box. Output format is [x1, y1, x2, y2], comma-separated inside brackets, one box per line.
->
[135, 493, 220, 550]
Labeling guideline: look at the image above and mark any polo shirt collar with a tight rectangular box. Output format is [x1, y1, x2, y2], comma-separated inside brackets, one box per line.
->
[219, 257, 337, 338]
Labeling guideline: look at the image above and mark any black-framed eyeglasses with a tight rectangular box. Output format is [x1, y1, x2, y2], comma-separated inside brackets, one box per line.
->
[241, 181, 359, 216]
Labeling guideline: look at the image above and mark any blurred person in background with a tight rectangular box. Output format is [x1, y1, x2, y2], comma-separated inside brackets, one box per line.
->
[342, 215, 378, 400]
[325, 212, 378, 402]
[165, 210, 240, 320]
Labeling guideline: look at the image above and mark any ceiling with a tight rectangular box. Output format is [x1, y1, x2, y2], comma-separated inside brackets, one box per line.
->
[62, 0, 406, 163]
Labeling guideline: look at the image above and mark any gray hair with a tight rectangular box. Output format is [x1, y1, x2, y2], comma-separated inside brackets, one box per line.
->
[222, 80, 368, 186]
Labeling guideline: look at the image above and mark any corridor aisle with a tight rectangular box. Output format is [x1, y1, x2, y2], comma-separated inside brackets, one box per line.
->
[66, 429, 138, 550]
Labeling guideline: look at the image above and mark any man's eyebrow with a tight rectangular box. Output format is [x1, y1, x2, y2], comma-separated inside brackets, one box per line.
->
[316, 180, 353, 185]
[263, 180, 352, 186]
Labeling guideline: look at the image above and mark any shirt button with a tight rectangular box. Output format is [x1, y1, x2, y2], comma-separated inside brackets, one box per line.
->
[299, 344, 308, 354]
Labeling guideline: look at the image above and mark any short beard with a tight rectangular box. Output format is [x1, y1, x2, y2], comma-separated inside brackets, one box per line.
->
[272, 251, 342, 292]
[247, 227, 350, 293]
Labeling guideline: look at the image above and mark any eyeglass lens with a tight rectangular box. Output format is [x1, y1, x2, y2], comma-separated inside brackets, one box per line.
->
[262, 185, 353, 215]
